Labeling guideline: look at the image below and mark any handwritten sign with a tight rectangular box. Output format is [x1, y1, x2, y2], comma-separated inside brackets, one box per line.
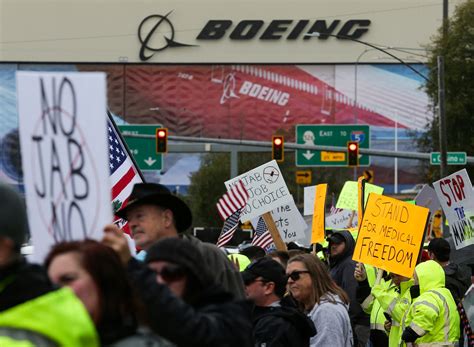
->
[433, 169, 474, 249]
[270, 196, 307, 242]
[17, 72, 112, 261]
[353, 193, 429, 278]
[303, 185, 316, 215]
[311, 184, 327, 244]
[336, 181, 384, 211]
[326, 209, 358, 229]
[225, 160, 292, 222]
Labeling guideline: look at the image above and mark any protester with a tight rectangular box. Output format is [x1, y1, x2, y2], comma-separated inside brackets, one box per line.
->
[114, 183, 245, 299]
[355, 263, 412, 347]
[0, 183, 98, 346]
[103, 231, 253, 347]
[287, 254, 353, 347]
[267, 250, 290, 268]
[46, 240, 165, 346]
[242, 257, 316, 346]
[401, 260, 460, 346]
[328, 230, 370, 346]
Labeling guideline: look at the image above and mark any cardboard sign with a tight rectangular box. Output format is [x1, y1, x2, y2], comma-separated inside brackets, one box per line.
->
[17, 72, 112, 261]
[326, 209, 358, 229]
[353, 193, 429, 278]
[433, 169, 474, 249]
[270, 196, 307, 242]
[311, 184, 327, 244]
[225, 160, 292, 222]
[336, 181, 384, 211]
[415, 185, 441, 214]
[303, 185, 316, 216]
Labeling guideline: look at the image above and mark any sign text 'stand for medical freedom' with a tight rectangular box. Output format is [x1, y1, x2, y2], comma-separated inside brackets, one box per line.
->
[353, 193, 429, 278]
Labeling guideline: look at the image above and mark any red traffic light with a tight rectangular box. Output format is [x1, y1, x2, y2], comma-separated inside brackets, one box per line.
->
[347, 141, 359, 167]
[272, 135, 284, 162]
[156, 128, 168, 153]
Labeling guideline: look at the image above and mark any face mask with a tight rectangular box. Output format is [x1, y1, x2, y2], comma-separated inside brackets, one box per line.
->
[410, 285, 420, 299]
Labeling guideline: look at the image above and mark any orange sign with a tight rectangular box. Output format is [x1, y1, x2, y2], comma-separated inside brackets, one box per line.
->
[311, 184, 327, 244]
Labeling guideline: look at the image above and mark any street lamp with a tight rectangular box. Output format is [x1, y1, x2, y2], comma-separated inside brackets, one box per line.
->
[305, 32, 448, 179]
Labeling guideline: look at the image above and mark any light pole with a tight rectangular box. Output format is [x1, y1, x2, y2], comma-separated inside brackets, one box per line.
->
[305, 32, 448, 179]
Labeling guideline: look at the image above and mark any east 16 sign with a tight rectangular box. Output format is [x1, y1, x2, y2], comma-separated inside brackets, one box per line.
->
[118, 124, 163, 171]
[296, 124, 370, 167]
[430, 152, 467, 165]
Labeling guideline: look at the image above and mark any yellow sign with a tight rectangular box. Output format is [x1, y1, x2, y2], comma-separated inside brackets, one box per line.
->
[311, 184, 327, 244]
[358, 176, 365, 228]
[296, 170, 312, 185]
[321, 151, 346, 162]
[336, 180, 384, 211]
[353, 193, 430, 278]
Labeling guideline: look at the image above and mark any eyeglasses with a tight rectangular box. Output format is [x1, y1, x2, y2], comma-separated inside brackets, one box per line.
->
[286, 270, 310, 282]
[154, 264, 186, 283]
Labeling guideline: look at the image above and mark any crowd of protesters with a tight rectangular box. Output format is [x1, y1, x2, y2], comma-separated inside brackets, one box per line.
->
[1, 181, 473, 347]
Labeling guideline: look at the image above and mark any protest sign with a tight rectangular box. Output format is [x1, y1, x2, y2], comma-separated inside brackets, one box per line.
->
[303, 185, 316, 216]
[336, 181, 384, 211]
[225, 160, 292, 222]
[433, 169, 474, 249]
[326, 209, 358, 229]
[353, 193, 429, 278]
[271, 197, 307, 242]
[415, 185, 441, 214]
[311, 184, 327, 244]
[17, 72, 112, 261]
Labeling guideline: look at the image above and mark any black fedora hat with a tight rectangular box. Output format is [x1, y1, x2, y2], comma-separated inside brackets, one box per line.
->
[115, 183, 192, 232]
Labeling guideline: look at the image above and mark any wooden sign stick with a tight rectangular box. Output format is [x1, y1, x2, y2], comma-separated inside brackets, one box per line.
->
[262, 212, 287, 251]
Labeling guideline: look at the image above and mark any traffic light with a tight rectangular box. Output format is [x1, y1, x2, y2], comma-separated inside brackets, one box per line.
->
[272, 135, 284, 162]
[156, 128, 168, 153]
[347, 141, 359, 166]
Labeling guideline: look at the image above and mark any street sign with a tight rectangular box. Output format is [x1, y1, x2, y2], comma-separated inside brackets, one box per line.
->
[118, 124, 163, 171]
[296, 124, 370, 167]
[430, 152, 467, 165]
[296, 170, 312, 185]
[363, 170, 374, 183]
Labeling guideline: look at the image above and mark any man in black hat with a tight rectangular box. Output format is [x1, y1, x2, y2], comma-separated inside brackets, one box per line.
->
[242, 257, 316, 347]
[105, 183, 245, 299]
[0, 183, 52, 311]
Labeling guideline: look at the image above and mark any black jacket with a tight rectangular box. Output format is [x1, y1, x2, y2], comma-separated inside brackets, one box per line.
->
[328, 230, 369, 326]
[252, 301, 316, 347]
[444, 262, 471, 303]
[127, 258, 253, 347]
[0, 258, 53, 312]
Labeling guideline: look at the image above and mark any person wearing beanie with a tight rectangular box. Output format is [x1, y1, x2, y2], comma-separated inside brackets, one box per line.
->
[242, 258, 316, 347]
[105, 236, 253, 347]
[106, 182, 245, 299]
[0, 183, 52, 311]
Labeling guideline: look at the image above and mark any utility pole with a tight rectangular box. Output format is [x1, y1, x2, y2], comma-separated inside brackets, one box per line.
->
[439, 0, 448, 178]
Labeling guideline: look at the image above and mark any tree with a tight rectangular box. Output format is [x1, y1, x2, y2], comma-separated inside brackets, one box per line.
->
[417, 0, 474, 180]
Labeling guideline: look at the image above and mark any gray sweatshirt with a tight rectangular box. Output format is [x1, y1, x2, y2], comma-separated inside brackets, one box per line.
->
[308, 293, 353, 347]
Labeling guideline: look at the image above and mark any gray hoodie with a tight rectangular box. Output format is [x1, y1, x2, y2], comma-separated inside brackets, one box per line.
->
[308, 293, 353, 347]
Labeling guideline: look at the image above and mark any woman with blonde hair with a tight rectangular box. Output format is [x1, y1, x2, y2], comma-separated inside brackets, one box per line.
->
[287, 254, 353, 347]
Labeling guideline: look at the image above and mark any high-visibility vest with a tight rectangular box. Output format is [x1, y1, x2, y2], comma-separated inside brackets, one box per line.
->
[0, 287, 99, 347]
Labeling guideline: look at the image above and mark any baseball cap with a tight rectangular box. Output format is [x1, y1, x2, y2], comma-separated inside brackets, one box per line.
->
[0, 183, 28, 249]
[427, 238, 451, 262]
[242, 257, 286, 286]
[328, 232, 346, 244]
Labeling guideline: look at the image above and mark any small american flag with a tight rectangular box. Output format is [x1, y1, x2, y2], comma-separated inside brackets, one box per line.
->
[216, 180, 249, 221]
[108, 115, 143, 231]
[252, 217, 274, 251]
[216, 208, 242, 248]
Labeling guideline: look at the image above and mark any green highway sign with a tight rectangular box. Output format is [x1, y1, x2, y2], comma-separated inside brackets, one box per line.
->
[430, 152, 466, 165]
[296, 124, 370, 167]
[118, 125, 163, 171]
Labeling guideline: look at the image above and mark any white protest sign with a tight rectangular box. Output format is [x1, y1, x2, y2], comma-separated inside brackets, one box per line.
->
[433, 169, 474, 250]
[225, 160, 292, 222]
[415, 184, 441, 214]
[271, 196, 307, 242]
[17, 72, 112, 261]
[303, 185, 316, 215]
[326, 209, 358, 229]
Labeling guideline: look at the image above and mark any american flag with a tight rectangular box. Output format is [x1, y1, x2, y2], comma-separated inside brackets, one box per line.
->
[216, 180, 249, 221]
[252, 217, 274, 251]
[108, 116, 143, 231]
[216, 208, 242, 248]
